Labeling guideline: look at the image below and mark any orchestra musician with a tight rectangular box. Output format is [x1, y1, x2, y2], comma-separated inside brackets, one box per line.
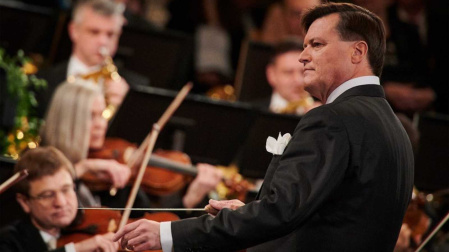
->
[113, 3, 414, 251]
[255, 38, 321, 115]
[0, 146, 118, 252]
[36, 0, 149, 118]
[40, 81, 223, 212]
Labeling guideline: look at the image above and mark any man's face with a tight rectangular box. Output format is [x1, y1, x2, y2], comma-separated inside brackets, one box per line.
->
[89, 95, 107, 150]
[69, 7, 123, 66]
[299, 13, 356, 102]
[18, 169, 78, 230]
[267, 50, 306, 102]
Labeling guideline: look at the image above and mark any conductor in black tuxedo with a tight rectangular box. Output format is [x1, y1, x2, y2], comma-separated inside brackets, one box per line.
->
[36, 0, 149, 118]
[113, 3, 414, 251]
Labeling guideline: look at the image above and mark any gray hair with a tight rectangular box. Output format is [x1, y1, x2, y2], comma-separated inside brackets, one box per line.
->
[72, 0, 125, 24]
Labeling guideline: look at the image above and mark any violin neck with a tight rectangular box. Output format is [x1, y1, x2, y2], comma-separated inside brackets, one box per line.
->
[148, 155, 198, 176]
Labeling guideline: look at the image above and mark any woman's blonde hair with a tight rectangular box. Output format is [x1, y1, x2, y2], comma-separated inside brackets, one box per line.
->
[40, 81, 103, 164]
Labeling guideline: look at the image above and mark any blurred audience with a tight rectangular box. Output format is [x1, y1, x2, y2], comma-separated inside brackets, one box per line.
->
[259, 0, 321, 44]
[351, 0, 448, 116]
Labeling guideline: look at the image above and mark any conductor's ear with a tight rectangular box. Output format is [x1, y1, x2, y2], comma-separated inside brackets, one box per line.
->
[351, 41, 368, 64]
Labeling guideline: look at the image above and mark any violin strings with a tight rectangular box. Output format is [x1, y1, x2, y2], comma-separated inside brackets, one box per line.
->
[78, 207, 205, 212]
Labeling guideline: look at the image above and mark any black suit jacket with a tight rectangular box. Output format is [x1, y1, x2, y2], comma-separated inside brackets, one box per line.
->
[35, 61, 150, 118]
[0, 218, 65, 252]
[171, 84, 414, 251]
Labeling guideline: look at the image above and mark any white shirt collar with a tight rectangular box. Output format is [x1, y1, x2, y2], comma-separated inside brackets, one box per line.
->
[40, 230, 77, 252]
[326, 76, 380, 104]
[269, 92, 289, 112]
[67, 55, 101, 78]
[39, 230, 59, 244]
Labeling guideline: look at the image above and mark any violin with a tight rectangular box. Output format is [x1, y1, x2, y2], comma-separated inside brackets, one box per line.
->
[84, 138, 191, 196]
[57, 207, 121, 246]
[57, 207, 179, 251]
[58, 83, 194, 251]
[84, 138, 253, 201]
[401, 189, 431, 249]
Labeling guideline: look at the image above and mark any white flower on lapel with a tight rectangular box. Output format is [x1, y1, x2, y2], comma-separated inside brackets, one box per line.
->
[266, 132, 292, 155]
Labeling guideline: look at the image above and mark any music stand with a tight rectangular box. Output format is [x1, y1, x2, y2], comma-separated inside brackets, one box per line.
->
[107, 85, 254, 166]
[116, 27, 194, 90]
[234, 40, 274, 102]
[414, 112, 449, 193]
[0, 1, 59, 59]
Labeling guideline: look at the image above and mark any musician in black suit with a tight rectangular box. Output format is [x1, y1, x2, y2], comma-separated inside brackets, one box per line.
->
[35, 0, 149, 118]
[113, 3, 414, 251]
[0, 147, 117, 252]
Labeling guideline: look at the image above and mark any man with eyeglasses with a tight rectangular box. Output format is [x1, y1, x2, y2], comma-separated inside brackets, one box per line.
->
[0, 146, 117, 252]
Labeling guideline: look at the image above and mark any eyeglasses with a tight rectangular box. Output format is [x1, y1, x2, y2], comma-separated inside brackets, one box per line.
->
[28, 184, 76, 204]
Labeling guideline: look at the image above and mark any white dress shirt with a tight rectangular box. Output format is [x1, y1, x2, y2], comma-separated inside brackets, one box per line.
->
[159, 76, 380, 252]
[269, 92, 289, 112]
[269, 92, 311, 115]
[67, 55, 103, 88]
[67, 55, 101, 78]
[39, 230, 76, 252]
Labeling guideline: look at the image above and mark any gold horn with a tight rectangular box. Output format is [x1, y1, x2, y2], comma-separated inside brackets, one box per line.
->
[79, 47, 121, 120]
[278, 95, 315, 115]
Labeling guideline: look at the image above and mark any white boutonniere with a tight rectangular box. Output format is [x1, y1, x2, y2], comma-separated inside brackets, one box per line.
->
[266, 132, 292, 155]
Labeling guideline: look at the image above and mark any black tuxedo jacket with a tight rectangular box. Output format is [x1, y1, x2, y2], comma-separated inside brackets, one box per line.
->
[171, 84, 414, 251]
[35, 61, 150, 118]
[0, 218, 65, 252]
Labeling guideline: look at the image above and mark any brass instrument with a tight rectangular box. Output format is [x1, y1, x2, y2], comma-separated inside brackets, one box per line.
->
[278, 95, 315, 115]
[77, 47, 121, 120]
[206, 85, 237, 101]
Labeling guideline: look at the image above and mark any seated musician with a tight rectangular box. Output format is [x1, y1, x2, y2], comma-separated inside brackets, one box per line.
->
[36, 0, 149, 118]
[40, 81, 223, 211]
[257, 38, 321, 115]
[0, 146, 117, 252]
[394, 114, 431, 252]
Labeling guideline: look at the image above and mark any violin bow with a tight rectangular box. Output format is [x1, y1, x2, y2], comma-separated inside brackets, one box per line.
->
[0, 169, 28, 194]
[118, 82, 193, 230]
[415, 210, 449, 252]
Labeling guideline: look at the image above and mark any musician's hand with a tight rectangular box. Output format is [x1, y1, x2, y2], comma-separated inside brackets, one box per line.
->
[384, 82, 435, 112]
[205, 199, 245, 217]
[74, 232, 118, 252]
[113, 219, 161, 251]
[183, 163, 223, 208]
[76, 159, 131, 188]
[393, 224, 411, 252]
[105, 78, 129, 107]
